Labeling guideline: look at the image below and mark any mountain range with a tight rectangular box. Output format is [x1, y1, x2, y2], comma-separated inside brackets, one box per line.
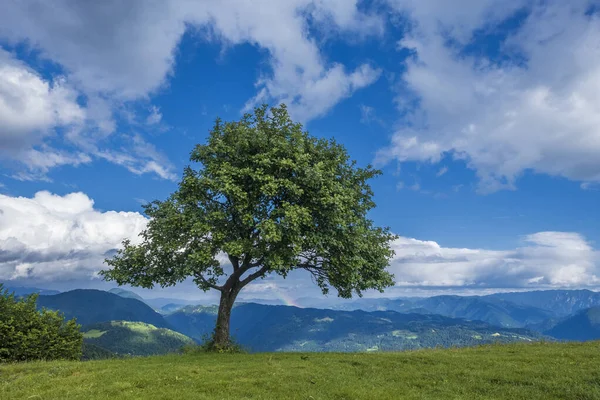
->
[545, 307, 600, 341]
[7, 284, 600, 356]
[31, 289, 543, 352]
[330, 290, 600, 330]
[166, 303, 540, 352]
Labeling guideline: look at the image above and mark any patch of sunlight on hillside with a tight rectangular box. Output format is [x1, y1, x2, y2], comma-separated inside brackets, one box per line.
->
[83, 329, 107, 339]
[391, 330, 418, 339]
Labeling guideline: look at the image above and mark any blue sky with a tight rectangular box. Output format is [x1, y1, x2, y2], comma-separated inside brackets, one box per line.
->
[0, 0, 599, 301]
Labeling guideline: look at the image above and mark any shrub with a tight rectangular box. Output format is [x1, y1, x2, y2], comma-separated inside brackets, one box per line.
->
[0, 284, 83, 362]
[181, 331, 246, 355]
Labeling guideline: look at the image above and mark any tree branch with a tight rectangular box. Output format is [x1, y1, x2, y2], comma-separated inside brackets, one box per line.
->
[240, 265, 269, 287]
[195, 273, 224, 292]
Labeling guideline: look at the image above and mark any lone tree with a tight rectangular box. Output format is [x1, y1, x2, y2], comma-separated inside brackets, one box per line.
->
[102, 104, 396, 349]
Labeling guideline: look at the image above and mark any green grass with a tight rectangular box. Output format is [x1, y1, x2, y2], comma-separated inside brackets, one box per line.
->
[2, 342, 600, 399]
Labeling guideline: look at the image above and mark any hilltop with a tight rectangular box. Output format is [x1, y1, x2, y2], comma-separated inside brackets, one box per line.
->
[2, 342, 599, 399]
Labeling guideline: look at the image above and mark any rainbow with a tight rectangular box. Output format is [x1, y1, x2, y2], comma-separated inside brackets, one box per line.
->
[271, 286, 302, 308]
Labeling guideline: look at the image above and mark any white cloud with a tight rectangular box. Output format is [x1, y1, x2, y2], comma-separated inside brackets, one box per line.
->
[389, 232, 599, 288]
[198, 1, 382, 121]
[0, 0, 186, 100]
[0, 191, 147, 281]
[11, 149, 92, 181]
[0, 49, 85, 150]
[1, 0, 381, 122]
[146, 106, 162, 125]
[0, 48, 173, 181]
[92, 134, 177, 181]
[1, 190, 596, 293]
[0, 0, 382, 178]
[436, 166, 448, 177]
[379, 1, 600, 192]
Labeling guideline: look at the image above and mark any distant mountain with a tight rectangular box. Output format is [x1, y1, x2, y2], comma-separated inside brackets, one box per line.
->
[333, 295, 552, 328]
[143, 297, 200, 309]
[82, 321, 195, 356]
[167, 303, 541, 352]
[2, 285, 60, 296]
[165, 305, 219, 340]
[158, 303, 187, 314]
[545, 307, 600, 341]
[487, 290, 600, 318]
[411, 296, 552, 328]
[37, 289, 169, 328]
[108, 288, 145, 303]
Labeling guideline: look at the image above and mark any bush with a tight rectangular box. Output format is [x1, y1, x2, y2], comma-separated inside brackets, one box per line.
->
[181, 331, 246, 355]
[0, 284, 83, 362]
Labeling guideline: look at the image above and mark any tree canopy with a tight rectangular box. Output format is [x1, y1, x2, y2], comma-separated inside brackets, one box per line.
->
[103, 104, 396, 348]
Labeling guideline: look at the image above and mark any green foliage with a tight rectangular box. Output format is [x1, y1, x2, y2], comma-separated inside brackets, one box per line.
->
[102, 103, 396, 298]
[2, 342, 600, 399]
[81, 321, 195, 357]
[0, 284, 83, 362]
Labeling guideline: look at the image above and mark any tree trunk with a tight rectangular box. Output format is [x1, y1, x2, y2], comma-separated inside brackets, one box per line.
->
[213, 288, 238, 348]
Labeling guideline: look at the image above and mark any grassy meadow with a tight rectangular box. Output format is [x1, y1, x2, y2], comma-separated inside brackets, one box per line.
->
[2, 342, 600, 399]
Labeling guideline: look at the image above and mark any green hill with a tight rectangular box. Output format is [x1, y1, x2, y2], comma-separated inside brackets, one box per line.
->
[37, 289, 169, 328]
[2, 342, 599, 399]
[82, 321, 195, 356]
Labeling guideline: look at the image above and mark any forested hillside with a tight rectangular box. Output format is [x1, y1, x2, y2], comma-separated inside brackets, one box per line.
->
[82, 321, 195, 356]
[167, 303, 540, 352]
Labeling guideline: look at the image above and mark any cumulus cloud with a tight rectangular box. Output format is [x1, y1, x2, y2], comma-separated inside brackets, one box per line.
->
[192, 0, 382, 121]
[0, 48, 174, 180]
[0, 49, 84, 150]
[0, 0, 382, 178]
[379, 0, 600, 192]
[1, 0, 381, 121]
[0, 191, 147, 281]
[390, 232, 599, 288]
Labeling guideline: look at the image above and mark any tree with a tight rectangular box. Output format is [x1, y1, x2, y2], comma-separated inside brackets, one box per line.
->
[102, 104, 396, 349]
[0, 285, 83, 362]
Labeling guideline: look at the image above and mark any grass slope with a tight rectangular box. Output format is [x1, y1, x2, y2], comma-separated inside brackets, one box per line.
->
[2, 342, 600, 399]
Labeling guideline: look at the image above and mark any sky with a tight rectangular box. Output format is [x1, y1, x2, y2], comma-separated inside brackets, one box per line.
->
[0, 0, 599, 303]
